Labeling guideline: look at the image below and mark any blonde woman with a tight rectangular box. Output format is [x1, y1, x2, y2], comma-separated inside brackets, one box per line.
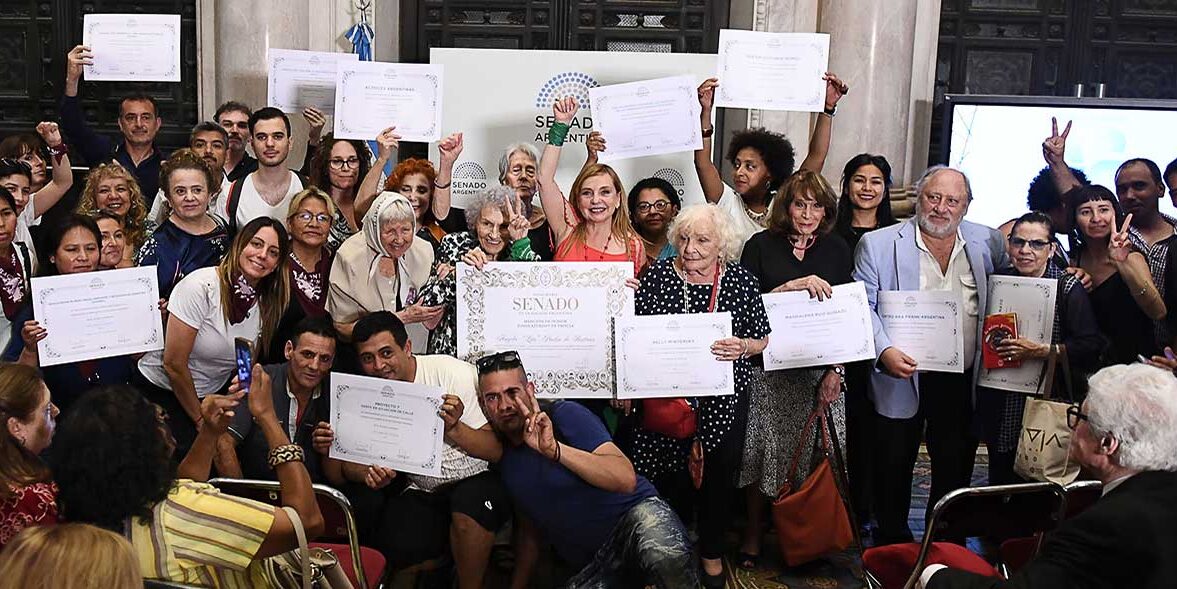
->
[76, 163, 148, 266]
[0, 524, 142, 589]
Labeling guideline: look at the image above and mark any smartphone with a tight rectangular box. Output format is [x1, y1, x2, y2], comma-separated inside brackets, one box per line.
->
[234, 337, 253, 393]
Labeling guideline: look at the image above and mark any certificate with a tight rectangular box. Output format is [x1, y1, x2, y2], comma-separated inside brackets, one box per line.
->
[456, 262, 634, 399]
[587, 75, 702, 162]
[614, 313, 733, 399]
[268, 49, 357, 115]
[31, 266, 163, 366]
[714, 29, 829, 112]
[329, 372, 444, 477]
[762, 282, 876, 370]
[82, 14, 181, 82]
[334, 61, 443, 142]
[879, 290, 965, 373]
[978, 276, 1058, 393]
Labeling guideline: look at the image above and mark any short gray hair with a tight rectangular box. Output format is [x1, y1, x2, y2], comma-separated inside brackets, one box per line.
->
[376, 192, 416, 229]
[464, 185, 516, 228]
[914, 165, 973, 202]
[666, 204, 742, 264]
[497, 143, 540, 183]
[1086, 364, 1177, 472]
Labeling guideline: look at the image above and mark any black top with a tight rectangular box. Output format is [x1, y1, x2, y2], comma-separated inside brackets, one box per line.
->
[228, 363, 330, 483]
[740, 230, 854, 292]
[225, 153, 259, 183]
[1088, 271, 1157, 365]
[835, 224, 875, 253]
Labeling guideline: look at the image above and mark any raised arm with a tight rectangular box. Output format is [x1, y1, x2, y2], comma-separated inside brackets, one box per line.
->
[581, 131, 605, 175]
[59, 45, 113, 164]
[355, 126, 400, 221]
[433, 132, 463, 222]
[177, 393, 246, 481]
[31, 122, 73, 217]
[537, 97, 579, 242]
[298, 107, 326, 177]
[797, 72, 849, 174]
[1044, 118, 1082, 197]
[694, 78, 724, 203]
[520, 389, 637, 494]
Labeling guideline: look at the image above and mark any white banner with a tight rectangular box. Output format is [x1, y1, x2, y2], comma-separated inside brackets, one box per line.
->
[429, 48, 716, 210]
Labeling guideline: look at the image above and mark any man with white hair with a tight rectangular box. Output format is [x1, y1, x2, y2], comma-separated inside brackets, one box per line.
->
[497, 142, 555, 259]
[854, 165, 1008, 544]
[921, 362, 1177, 588]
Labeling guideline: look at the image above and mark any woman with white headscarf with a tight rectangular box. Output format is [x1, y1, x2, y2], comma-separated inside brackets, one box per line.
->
[327, 191, 440, 350]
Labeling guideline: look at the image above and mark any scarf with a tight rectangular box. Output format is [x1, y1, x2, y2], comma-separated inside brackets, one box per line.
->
[0, 248, 25, 320]
[290, 249, 332, 317]
[228, 271, 259, 325]
[362, 191, 416, 259]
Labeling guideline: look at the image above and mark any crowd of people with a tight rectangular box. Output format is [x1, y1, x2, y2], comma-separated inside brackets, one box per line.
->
[0, 42, 1175, 589]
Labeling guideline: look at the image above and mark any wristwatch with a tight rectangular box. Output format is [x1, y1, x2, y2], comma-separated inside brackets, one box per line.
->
[823, 105, 837, 117]
[701, 127, 715, 139]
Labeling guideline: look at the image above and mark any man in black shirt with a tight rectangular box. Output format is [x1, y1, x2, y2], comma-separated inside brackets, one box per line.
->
[215, 101, 259, 182]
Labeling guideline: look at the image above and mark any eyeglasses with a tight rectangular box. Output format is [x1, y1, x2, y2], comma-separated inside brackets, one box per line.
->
[1008, 236, 1052, 251]
[328, 157, 361, 170]
[475, 350, 522, 374]
[636, 200, 673, 213]
[292, 211, 332, 225]
[923, 193, 965, 209]
[1066, 404, 1090, 430]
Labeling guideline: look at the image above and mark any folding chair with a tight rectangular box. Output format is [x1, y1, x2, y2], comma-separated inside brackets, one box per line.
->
[209, 477, 387, 588]
[862, 481, 1066, 589]
[998, 479, 1103, 576]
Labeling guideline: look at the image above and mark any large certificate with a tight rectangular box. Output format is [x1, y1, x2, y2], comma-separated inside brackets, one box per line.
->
[329, 372, 444, 477]
[334, 61, 443, 142]
[268, 49, 357, 115]
[978, 276, 1058, 393]
[762, 282, 876, 370]
[587, 75, 702, 162]
[714, 29, 829, 112]
[456, 262, 634, 399]
[879, 290, 965, 373]
[82, 14, 181, 82]
[614, 312, 733, 399]
[31, 267, 163, 366]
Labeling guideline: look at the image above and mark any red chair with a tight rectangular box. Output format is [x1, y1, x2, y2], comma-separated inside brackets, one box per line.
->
[997, 479, 1103, 576]
[209, 477, 387, 588]
[863, 481, 1066, 589]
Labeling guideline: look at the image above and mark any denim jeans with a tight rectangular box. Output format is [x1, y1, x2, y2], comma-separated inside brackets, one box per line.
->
[564, 496, 700, 588]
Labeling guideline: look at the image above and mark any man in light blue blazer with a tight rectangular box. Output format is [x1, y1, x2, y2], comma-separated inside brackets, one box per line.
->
[853, 165, 1008, 545]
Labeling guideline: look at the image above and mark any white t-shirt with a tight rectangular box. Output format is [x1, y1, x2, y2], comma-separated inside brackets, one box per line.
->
[138, 267, 261, 396]
[149, 175, 232, 227]
[715, 182, 771, 259]
[15, 193, 40, 274]
[407, 354, 489, 491]
[229, 171, 304, 229]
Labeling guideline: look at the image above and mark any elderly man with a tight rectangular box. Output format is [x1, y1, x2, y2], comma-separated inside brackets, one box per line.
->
[921, 363, 1177, 588]
[475, 351, 697, 589]
[497, 142, 555, 260]
[854, 165, 1008, 545]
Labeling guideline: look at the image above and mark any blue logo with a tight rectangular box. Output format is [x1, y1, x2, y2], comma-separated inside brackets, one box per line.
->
[535, 72, 599, 109]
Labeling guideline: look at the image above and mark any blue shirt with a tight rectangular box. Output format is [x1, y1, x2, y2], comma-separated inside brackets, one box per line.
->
[59, 94, 166, 206]
[499, 401, 657, 567]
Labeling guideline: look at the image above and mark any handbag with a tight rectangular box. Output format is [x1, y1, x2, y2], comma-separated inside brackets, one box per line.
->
[641, 398, 697, 439]
[263, 506, 355, 589]
[1015, 345, 1080, 485]
[771, 402, 855, 566]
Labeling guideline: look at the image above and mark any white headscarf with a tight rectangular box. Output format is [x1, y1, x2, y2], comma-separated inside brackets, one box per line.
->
[362, 191, 416, 258]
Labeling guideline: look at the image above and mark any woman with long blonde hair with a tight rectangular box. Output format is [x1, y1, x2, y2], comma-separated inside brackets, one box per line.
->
[76, 163, 148, 266]
[0, 523, 142, 589]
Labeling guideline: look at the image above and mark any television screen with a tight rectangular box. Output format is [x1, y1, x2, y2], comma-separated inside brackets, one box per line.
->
[943, 95, 1177, 231]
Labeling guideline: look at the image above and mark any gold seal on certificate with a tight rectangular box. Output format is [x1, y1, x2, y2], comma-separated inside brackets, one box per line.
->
[879, 290, 966, 374]
[977, 276, 1058, 393]
[82, 14, 182, 82]
[456, 262, 634, 399]
[329, 373, 445, 477]
[762, 282, 876, 370]
[614, 313, 734, 399]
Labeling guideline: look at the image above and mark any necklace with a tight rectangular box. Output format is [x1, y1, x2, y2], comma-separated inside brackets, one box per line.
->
[790, 234, 817, 251]
[584, 233, 614, 262]
[677, 260, 723, 314]
[744, 205, 768, 226]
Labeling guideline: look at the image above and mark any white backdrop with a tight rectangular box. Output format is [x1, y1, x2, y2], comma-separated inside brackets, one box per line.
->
[429, 48, 717, 210]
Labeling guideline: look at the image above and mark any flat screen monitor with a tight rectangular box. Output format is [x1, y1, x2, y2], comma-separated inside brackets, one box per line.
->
[941, 94, 1177, 231]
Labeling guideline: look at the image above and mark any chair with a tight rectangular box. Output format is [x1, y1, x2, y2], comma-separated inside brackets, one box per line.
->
[209, 477, 387, 588]
[144, 581, 206, 589]
[997, 479, 1103, 576]
[862, 481, 1067, 589]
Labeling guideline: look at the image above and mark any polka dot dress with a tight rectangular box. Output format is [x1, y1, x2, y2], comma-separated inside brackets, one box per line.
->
[630, 258, 771, 480]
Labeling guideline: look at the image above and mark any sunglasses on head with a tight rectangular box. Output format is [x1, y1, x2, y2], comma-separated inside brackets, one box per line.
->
[475, 350, 522, 374]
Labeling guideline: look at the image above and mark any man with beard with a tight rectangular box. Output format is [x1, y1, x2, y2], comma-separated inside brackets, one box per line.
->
[497, 142, 556, 260]
[223, 107, 305, 230]
[147, 122, 233, 225]
[60, 45, 165, 205]
[853, 165, 1007, 545]
[215, 101, 258, 182]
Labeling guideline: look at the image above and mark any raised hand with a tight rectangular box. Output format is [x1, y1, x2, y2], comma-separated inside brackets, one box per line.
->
[517, 387, 558, 460]
[697, 77, 719, 113]
[1043, 117, 1072, 167]
[585, 131, 606, 161]
[302, 107, 327, 144]
[506, 194, 531, 242]
[374, 126, 401, 160]
[438, 132, 464, 165]
[1109, 213, 1134, 263]
[244, 365, 276, 424]
[35, 122, 62, 148]
[553, 96, 579, 125]
[66, 45, 92, 83]
[822, 72, 849, 110]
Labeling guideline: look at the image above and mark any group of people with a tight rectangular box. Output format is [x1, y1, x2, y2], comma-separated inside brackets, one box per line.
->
[0, 41, 1175, 589]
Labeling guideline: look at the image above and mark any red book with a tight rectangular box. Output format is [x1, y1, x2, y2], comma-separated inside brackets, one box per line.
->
[983, 313, 1020, 369]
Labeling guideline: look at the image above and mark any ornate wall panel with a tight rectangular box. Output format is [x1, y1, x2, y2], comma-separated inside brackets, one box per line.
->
[1084, 0, 1177, 99]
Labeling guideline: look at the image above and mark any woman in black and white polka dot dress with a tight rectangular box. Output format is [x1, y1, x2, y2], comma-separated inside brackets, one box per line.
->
[628, 204, 771, 585]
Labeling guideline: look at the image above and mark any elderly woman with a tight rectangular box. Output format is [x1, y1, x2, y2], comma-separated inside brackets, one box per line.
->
[76, 163, 148, 267]
[977, 211, 1105, 484]
[0, 123, 73, 268]
[306, 134, 371, 252]
[627, 204, 770, 587]
[497, 142, 555, 260]
[417, 185, 540, 356]
[736, 170, 853, 568]
[264, 187, 337, 361]
[0, 524, 142, 588]
[328, 191, 439, 350]
[0, 364, 59, 550]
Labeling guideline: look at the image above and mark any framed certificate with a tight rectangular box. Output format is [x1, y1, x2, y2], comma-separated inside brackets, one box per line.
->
[714, 29, 829, 112]
[329, 372, 445, 477]
[978, 276, 1058, 393]
[879, 290, 965, 373]
[588, 75, 702, 162]
[614, 312, 733, 399]
[268, 49, 358, 114]
[82, 14, 181, 82]
[456, 262, 634, 398]
[334, 61, 444, 142]
[762, 282, 876, 370]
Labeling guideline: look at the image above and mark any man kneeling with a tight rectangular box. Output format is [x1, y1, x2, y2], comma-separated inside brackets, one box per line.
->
[475, 351, 699, 588]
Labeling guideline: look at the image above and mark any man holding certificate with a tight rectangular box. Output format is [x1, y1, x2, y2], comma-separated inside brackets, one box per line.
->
[853, 165, 1008, 545]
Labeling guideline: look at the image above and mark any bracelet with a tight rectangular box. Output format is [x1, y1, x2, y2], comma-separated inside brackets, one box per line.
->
[701, 127, 715, 139]
[552, 441, 561, 463]
[433, 180, 451, 189]
[48, 143, 68, 163]
[548, 122, 570, 147]
[738, 338, 749, 360]
[267, 444, 305, 468]
[823, 105, 837, 117]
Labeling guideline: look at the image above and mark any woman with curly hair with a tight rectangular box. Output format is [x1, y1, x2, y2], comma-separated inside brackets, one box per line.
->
[0, 364, 59, 550]
[76, 163, 148, 267]
[306, 134, 371, 252]
[694, 74, 848, 254]
[50, 378, 324, 586]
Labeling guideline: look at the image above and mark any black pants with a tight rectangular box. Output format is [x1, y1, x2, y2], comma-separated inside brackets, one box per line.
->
[649, 430, 741, 560]
[872, 370, 978, 545]
[844, 361, 875, 524]
[986, 448, 1025, 486]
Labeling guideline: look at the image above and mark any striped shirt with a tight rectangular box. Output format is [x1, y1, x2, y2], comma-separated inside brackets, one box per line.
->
[128, 480, 275, 588]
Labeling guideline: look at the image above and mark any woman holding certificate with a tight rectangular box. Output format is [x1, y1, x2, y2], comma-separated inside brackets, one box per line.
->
[537, 97, 645, 276]
[737, 171, 852, 569]
[628, 204, 770, 586]
[76, 164, 148, 268]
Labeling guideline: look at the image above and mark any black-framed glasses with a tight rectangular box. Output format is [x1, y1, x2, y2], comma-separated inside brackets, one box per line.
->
[1066, 404, 1089, 430]
[636, 200, 673, 213]
[476, 350, 522, 374]
[328, 157, 361, 170]
[1009, 236, 1052, 251]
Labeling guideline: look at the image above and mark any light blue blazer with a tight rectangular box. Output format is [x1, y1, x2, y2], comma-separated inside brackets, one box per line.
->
[852, 218, 1009, 419]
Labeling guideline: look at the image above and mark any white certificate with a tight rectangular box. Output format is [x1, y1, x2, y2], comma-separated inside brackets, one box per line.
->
[879, 290, 965, 373]
[334, 61, 443, 142]
[31, 267, 163, 366]
[714, 29, 829, 112]
[614, 312, 733, 399]
[268, 49, 357, 115]
[588, 75, 702, 162]
[978, 276, 1058, 394]
[456, 262, 634, 399]
[82, 14, 181, 82]
[329, 372, 444, 477]
[762, 282, 876, 370]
